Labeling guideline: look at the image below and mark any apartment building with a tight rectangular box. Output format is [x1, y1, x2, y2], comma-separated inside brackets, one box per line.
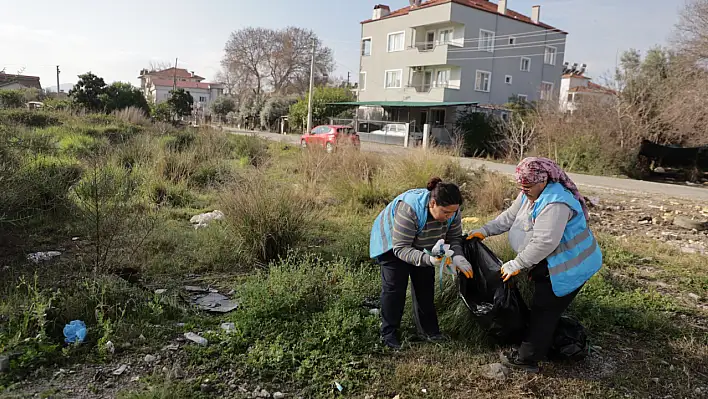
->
[357, 0, 567, 127]
[138, 68, 224, 113]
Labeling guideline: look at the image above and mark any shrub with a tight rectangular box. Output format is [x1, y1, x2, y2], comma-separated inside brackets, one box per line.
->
[453, 110, 503, 157]
[0, 90, 25, 109]
[2, 155, 83, 221]
[220, 174, 317, 264]
[58, 134, 109, 158]
[112, 106, 151, 126]
[164, 130, 197, 152]
[0, 110, 61, 128]
[467, 170, 517, 214]
[148, 179, 194, 208]
[231, 135, 269, 167]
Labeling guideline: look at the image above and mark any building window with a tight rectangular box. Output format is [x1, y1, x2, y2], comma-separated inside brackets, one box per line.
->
[435, 69, 450, 87]
[438, 28, 453, 45]
[520, 57, 531, 72]
[387, 31, 404, 52]
[359, 72, 367, 91]
[508, 36, 516, 45]
[517, 94, 528, 102]
[544, 46, 557, 65]
[361, 38, 372, 56]
[505, 75, 513, 85]
[540, 81, 554, 100]
[475, 70, 491, 92]
[478, 29, 495, 52]
[567, 93, 574, 102]
[385, 69, 402, 88]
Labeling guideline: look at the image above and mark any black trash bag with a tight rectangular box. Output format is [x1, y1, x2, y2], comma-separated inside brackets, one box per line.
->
[548, 316, 588, 360]
[458, 239, 529, 343]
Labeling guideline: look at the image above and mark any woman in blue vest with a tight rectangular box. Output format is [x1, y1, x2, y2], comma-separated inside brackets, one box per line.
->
[468, 157, 602, 372]
[370, 177, 474, 350]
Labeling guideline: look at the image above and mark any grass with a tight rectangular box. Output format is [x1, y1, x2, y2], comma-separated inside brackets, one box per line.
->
[0, 110, 706, 398]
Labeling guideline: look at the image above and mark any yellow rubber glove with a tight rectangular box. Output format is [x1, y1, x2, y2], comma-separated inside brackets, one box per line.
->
[466, 230, 486, 241]
[500, 261, 522, 282]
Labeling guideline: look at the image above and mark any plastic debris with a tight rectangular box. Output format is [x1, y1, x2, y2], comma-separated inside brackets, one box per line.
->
[273, 392, 285, 399]
[483, 363, 509, 380]
[184, 332, 208, 346]
[334, 381, 343, 392]
[27, 251, 61, 263]
[461, 216, 480, 224]
[105, 341, 115, 354]
[112, 364, 128, 376]
[220, 322, 235, 332]
[184, 286, 239, 313]
[144, 354, 157, 363]
[368, 308, 380, 316]
[63, 320, 87, 344]
[190, 210, 225, 229]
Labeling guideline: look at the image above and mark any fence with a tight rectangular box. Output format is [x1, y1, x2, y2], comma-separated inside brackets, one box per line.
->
[329, 118, 427, 147]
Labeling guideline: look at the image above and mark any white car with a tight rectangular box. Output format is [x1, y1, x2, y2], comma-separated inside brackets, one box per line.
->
[370, 123, 423, 140]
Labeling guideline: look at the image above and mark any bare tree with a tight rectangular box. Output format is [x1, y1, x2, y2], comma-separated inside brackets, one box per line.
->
[221, 26, 334, 98]
[500, 115, 538, 161]
[147, 61, 173, 72]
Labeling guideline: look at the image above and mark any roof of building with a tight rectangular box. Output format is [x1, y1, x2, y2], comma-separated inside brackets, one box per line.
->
[562, 73, 591, 79]
[0, 73, 42, 90]
[568, 82, 616, 95]
[151, 79, 221, 90]
[361, 0, 566, 33]
[141, 68, 205, 81]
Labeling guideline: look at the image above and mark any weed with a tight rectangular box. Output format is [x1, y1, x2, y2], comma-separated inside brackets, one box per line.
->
[0, 110, 61, 128]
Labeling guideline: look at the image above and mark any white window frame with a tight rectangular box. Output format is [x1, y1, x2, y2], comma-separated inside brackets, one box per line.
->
[540, 81, 554, 100]
[478, 29, 495, 53]
[544, 46, 557, 65]
[384, 69, 403, 89]
[505, 75, 513, 85]
[475, 70, 492, 92]
[508, 36, 517, 46]
[424, 30, 436, 50]
[435, 68, 451, 87]
[361, 37, 372, 56]
[437, 28, 454, 45]
[520, 57, 531, 72]
[517, 94, 528, 102]
[359, 72, 367, 91]
[387, 31, 405, 53]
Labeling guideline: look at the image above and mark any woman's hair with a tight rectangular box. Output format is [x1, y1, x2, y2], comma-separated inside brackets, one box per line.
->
[426, 177, 463, 206]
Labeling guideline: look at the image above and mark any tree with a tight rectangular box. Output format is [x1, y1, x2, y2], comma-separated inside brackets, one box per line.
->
[210, 96, 236, 118]
[453, 110, 503, 157]
[0, 90, 25, 108]
[152, 102, 172, 122]
[69, 72, 107, 112]
[100, 82, 150, 115]
[288, 87, 355, 132]
[167, 89, 193, 119]
[500, 114, 538, 161]
[222, 26, 334, 97]
[259, 95, 298, 130]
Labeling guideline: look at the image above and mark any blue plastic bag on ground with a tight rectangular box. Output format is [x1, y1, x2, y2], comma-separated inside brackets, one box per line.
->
[63, 320, 87, 344]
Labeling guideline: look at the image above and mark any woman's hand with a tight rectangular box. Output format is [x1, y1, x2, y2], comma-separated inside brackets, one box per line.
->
[453, 255, 473, 279]
[429, 254, 453, 268]
[501, 260, 522, 282]
[466, 229, 486, 241]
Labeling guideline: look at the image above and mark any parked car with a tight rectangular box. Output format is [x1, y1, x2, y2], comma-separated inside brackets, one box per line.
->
[300, 125, 360, 153]
[370, 123, 424, 141]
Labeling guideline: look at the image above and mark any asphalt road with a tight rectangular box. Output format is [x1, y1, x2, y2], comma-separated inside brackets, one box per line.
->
[217, 127, 708, 202]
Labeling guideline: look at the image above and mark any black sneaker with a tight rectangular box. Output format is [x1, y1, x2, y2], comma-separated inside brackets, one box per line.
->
[382, 336, 402, 350]
[500, 350, 539, 373]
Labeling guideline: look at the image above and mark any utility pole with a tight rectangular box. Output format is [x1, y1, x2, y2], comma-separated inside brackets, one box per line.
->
[305, 38, 316, 134]
[173, 58, 178, 92]
[56, 66, 60, 95]
[346, 71, 350, 88]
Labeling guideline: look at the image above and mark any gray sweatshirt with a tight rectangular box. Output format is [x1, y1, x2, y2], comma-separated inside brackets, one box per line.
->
[480, 193, 573, 269]
[391, 202, 464, 267]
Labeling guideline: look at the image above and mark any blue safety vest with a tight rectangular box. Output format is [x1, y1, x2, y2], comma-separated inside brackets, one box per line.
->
[369, 189, 456, 259]
[523, 182, 603, 296]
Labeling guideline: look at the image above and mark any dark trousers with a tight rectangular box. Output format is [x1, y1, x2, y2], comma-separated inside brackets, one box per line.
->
[518, 262, 582, 362]
[378, 251, 440, 339]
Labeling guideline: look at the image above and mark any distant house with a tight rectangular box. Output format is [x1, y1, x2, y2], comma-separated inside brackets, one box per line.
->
[138, 67, 224, 112]
[0, 73, 42, 90]
[559, 73, 616, 114]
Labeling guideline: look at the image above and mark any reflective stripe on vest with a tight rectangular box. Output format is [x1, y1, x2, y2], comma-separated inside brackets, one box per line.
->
[548, 232, 598, 277]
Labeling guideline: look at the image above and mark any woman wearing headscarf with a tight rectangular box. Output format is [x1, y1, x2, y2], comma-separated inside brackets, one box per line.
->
[370, 177, 474, 350]
[468, 157, 602, 372]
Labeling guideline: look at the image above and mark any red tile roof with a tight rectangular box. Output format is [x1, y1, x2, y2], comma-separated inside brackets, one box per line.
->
[146, 68, 204, 81]
[151, 79, 219, 90]
[568, 82, 616, 95]
[361, 0, 566, 33]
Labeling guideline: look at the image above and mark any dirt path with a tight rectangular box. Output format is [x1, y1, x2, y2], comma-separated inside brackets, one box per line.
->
[217, 127, 708, 202]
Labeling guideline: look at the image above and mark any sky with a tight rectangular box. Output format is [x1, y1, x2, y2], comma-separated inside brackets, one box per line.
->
[0, 0, 685, 91]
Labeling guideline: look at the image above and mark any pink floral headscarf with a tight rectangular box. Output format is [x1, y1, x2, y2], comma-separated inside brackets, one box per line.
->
[515, 157, 589, 221]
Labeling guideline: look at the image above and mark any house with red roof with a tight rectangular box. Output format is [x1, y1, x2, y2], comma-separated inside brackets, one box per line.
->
[354, 0, 567, 142]
[138, 67, 224, 113]
[559, 72, 616, 114]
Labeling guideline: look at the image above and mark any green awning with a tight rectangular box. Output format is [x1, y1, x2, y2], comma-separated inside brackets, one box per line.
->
[328, 101, 479, 107]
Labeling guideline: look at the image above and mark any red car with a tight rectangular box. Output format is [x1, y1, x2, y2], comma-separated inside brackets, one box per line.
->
[300, 125, 360, 153]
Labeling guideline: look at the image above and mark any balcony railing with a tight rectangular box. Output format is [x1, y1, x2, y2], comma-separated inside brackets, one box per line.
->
[406, 82, 460, 92]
